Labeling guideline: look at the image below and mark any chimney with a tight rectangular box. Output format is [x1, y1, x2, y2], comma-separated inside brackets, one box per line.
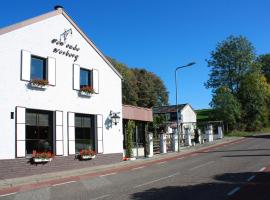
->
[54, 5, 64, 10]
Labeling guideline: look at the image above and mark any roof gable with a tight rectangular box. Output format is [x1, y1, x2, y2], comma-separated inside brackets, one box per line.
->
[153, 104, 196, 114]
[0, 8, 122, 79]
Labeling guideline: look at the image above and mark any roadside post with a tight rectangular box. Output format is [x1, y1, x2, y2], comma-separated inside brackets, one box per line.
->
[173, 132, 179, 152]
[160, 133, 167, 154]
[147, 132, 153, 157]
[218, 126, 223, 139]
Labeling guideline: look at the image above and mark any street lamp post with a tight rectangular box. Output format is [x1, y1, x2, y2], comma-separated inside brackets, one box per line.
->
[175, 62, 195, 152]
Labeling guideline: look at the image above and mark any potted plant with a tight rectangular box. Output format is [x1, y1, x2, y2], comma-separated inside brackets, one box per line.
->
[123, 120, 136, 161]
[32, 151, 54, 163]
[79, 86, 95, 96]
[79, 149, 96, 160]
[30, 79, 49, 89]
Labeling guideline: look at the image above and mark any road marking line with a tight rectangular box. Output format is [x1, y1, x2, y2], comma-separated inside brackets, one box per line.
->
[132, 166, 145, 170]
[52, 180, 76, 187]
[99, 172, 116, 177]
[134, 172, 179, 188]
[246, 175, 256, 182]
[91, 194, 111, 200]
[0, 192, 17, 197]
[157, 161, 167, 165]
[227, 186, 240, 196]
[259, 167, 266, 172]
[177, 157, 185, 160]
[189, 161, 215, 171]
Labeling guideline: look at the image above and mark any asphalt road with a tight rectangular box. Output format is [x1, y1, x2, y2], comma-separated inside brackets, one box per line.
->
[1, 135, 270, 200]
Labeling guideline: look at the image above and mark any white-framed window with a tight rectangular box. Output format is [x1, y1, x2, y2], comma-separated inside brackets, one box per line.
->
[80, 68, 92, 89]
[73, 64, 99, 94]
[30, 55, 47, 81]
[21, 50, 56, 86]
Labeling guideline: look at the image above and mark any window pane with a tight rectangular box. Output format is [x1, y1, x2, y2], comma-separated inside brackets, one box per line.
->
[75, 139, 92, 152]
[38, 127, 50, 139]
[75, 128, 90, 139]
[26, 112, 37, 126]
[26, 139, 52, 154]
[75, 116, 82, 127]
[31, 56, 46, 80]
[38, 113, 49, 126]
[26, 126, 38, 139]
[80, 69, 91, 88]
[82, 117, 91, 128]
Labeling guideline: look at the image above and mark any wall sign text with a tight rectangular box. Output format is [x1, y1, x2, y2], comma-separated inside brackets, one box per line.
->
[51, 29, 80, 62]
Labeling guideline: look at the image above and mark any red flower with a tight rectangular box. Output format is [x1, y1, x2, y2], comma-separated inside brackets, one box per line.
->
[80, 149, 96, 156]
[80, 86, 95, 94]
[32, 151, 54, 159]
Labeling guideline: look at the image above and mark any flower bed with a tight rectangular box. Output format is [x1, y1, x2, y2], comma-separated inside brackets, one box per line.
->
[32, 151, 54, 163]
[79, 149, 96, 160]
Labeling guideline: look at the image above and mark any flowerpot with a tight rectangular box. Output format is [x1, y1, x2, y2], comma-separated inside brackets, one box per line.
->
[123, 157, 136, 161]
[79, 91, 92, 97]
[29, 82, 48, 90]
[33, 157, 52, 163]
[81, 155, 96, 160]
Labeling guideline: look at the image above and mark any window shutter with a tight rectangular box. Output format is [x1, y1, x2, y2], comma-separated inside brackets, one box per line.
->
[68, 112, 75, 155]
[93, 69, 99, 94]
[48, 57, 56, 86]
[97, 114, 103, 153]
[73, 64, 80, 90]
[16, 107, 26, 157]
[21, 50, 31, 81]
[55, 111, 63, 155]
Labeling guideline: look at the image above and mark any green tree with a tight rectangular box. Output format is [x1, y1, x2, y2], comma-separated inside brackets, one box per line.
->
[238, 69, 270, 131]
[257, 54, 270, 83]
[210, 86, 242, 131]
[206, 35, 256, 94]
[107, 57, 138, 105]
[108, 57, 168, 107]
[132, 69, 168, 107]
[125, 120, 135, 158]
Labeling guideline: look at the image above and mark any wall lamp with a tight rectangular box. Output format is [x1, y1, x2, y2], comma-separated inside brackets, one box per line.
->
[110, 111, 120, 125]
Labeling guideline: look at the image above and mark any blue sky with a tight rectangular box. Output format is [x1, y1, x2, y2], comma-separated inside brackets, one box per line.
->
[1, 0, 270, 109]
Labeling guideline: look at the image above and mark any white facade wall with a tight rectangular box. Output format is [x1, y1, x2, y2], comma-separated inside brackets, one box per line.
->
[181, 105, 196, 123]
[180, 105, 197, 134]
[0, 14, 123, 159]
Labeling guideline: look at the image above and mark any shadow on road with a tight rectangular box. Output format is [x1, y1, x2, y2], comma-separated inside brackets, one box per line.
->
[246, 134, 270, 139]
[223, 154, 270, 157]
[198, 148, 270, 154]
[130, 172, 270, 200]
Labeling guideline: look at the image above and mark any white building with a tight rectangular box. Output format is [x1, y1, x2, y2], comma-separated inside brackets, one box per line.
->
[153, 104, 197, 133]
[0, 7, 123, 160]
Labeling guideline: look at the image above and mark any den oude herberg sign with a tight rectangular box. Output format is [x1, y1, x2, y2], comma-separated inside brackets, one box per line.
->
[51, 29, 80, 62]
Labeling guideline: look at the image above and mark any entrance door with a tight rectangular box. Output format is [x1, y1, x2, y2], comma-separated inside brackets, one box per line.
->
[75, 114, 95, 153]
[25, 109, 53, 154]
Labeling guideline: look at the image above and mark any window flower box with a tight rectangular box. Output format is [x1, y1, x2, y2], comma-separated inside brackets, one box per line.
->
[29, 79, 49, 89]
[123, 157, 136, 161]
[79, 86, 95, 97]
[79, 149, 96, 160]
[32, 151, 54, 163]
[33, 157, 53, 163]
[81, 155, 96, 160]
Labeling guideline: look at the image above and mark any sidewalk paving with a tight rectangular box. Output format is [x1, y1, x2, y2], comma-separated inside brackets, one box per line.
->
[0, 136, 245, 192]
